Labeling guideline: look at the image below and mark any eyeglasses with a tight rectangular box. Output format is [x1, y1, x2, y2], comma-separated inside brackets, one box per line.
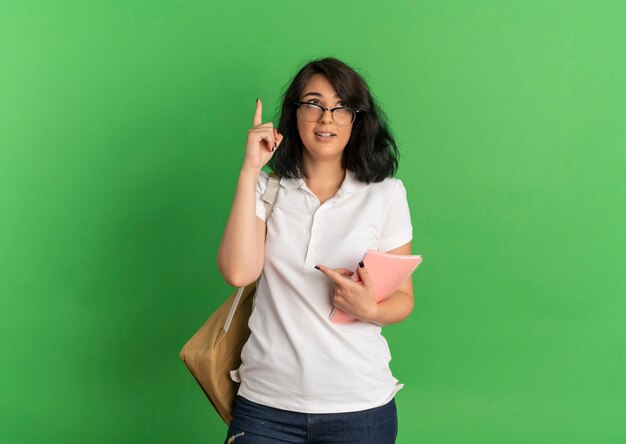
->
[294, 101, 360, 126]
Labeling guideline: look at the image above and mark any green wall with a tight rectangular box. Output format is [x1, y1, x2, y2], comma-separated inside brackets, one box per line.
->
[1, 1, 624, 443]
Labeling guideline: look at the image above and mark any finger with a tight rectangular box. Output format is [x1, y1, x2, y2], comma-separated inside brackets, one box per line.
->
[356, 261, 373, 287]
[262, 131, 276, 152]
[274, 128, 284, 148]
[332, 293, 344, 306]
[315, 264, 351, 287]
[253, 98, 263, 128]
[251, 128, 276, 151]
[332, 293, 352, 315]
[335, 268, 355, 278]
[269, 127, 277, 151]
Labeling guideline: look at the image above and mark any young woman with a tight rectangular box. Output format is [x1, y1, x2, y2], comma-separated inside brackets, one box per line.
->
[218, 57, 414, 443]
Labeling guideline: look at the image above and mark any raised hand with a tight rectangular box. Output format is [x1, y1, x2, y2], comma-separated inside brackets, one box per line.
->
[242, 98, 284, 172]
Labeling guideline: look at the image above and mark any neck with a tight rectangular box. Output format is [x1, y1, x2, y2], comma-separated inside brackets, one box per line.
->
[302, 160, 346, 191]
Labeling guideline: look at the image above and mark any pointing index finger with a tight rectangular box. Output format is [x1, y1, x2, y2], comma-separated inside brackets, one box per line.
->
[253, 98, 263, 127]
[315, 265, 352, 287]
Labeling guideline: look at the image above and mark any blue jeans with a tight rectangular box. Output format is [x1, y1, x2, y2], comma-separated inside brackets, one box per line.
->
[224, 395, 398, 443]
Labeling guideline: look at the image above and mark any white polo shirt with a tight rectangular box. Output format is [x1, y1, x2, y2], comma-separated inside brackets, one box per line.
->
[230, 168, 413, 413]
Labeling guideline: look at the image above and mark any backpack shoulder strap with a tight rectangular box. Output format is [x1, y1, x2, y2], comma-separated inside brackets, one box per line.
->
[261, 172, 280, 218]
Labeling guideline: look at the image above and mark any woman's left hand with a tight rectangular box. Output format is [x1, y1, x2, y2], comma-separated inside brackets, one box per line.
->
[315, 262, 379, 323]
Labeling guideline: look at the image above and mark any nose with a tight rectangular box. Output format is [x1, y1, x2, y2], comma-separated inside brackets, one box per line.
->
[319, 108, 333, 124]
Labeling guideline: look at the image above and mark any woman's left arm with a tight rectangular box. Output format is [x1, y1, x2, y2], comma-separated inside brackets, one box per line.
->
[363, 241, 414, 327]
[316, 241, 415, 327]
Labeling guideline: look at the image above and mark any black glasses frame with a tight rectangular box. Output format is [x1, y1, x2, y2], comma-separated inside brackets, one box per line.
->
[294, 101, 361, 125]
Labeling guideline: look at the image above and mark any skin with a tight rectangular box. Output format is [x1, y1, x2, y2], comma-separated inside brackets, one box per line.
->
[224, 76, 414, 325]
[297, 74, 352, 168]
[315, 241, 414, 327]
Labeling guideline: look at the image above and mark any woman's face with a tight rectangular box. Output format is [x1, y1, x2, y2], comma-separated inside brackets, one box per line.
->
[296, 74, 353, 163]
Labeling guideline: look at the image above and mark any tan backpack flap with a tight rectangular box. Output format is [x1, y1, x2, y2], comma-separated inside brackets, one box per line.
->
[179, 283, 256, 425]
[179, 172, 280, 425]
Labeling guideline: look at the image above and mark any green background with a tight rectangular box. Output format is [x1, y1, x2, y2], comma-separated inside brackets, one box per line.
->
[1, 1, 624, 443]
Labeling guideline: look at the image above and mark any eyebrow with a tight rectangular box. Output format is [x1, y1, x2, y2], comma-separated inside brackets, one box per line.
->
[301, 92, 342, 99]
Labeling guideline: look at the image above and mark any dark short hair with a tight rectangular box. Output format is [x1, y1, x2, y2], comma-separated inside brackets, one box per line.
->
[268, 57, 399, 183]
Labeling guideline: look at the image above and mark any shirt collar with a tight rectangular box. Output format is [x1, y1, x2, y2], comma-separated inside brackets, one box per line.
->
[279, 169, 367, 195]
[278, 176, 302, 189]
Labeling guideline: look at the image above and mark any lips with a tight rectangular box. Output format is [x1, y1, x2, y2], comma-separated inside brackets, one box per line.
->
[314, 132, 336, 137]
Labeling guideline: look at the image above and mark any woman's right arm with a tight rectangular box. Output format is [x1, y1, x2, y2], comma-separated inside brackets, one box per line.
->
[217, 99, 283, 287]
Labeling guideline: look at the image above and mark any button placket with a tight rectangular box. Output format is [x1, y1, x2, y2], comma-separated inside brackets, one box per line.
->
[304, 206, 324, 267]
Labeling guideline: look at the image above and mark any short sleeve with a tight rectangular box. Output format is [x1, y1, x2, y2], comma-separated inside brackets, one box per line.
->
[378, 179, 413, 252]
[255, 170, 270, 222]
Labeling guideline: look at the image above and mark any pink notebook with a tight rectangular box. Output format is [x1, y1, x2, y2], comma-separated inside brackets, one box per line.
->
[329, 249, 423, 324]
